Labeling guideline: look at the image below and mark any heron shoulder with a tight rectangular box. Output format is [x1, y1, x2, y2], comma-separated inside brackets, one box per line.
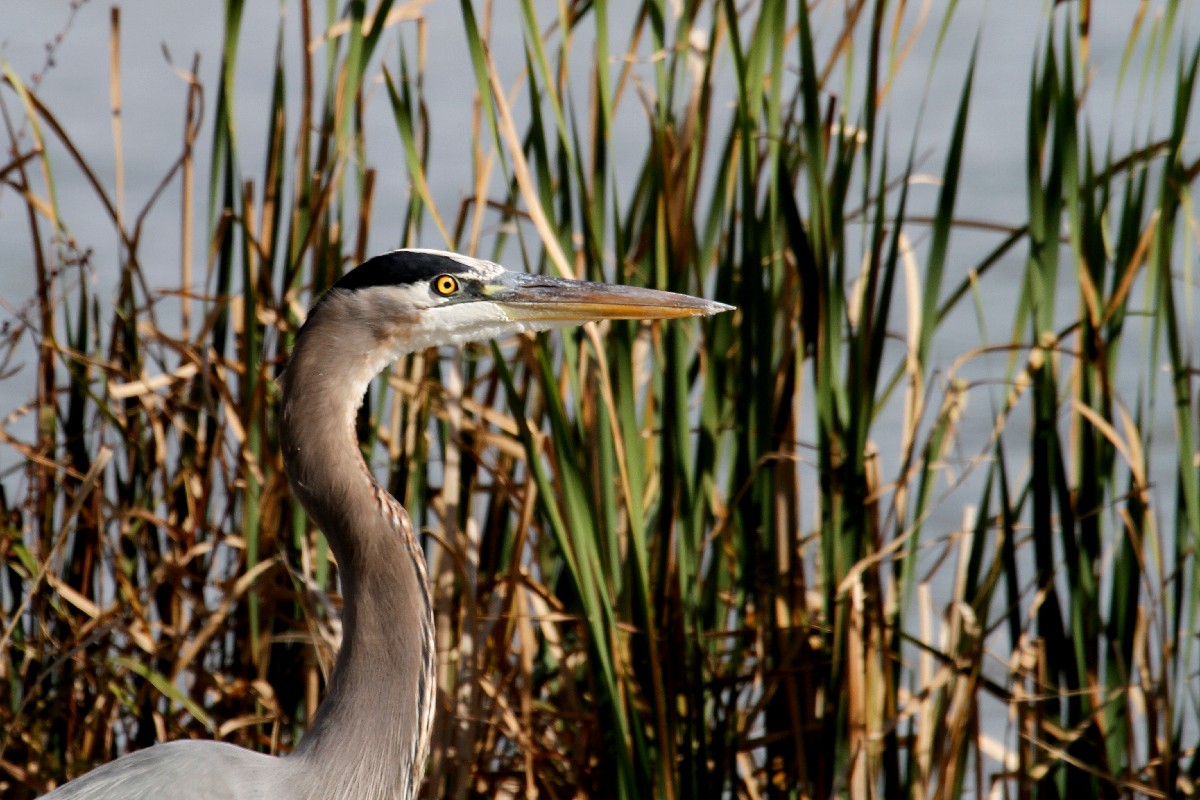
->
[38, 740, 283, 800]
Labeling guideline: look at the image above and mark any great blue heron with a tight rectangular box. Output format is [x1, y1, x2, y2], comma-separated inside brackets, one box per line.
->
[39, 249, 731, 800]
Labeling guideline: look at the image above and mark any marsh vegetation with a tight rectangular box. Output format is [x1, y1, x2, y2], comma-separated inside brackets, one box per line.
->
[2, 1, 1200, 797]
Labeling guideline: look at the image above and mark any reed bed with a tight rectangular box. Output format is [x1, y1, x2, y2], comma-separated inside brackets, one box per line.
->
[2, 0, 1199, 797]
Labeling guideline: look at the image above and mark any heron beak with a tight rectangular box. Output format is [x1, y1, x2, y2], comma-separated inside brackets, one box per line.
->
[484, 271, 734, 322]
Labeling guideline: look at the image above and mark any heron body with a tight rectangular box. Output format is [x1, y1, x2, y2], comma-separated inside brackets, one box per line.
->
[38, 249, 731, 800]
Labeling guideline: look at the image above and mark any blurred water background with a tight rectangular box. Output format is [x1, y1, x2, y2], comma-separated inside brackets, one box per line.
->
[1, 1, 1179, 304]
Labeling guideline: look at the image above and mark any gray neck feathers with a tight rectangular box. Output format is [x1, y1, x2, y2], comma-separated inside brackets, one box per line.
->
[278, 290, 436, 800]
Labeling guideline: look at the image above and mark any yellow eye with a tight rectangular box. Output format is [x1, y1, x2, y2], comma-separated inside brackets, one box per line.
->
[433, 274, 460, 296]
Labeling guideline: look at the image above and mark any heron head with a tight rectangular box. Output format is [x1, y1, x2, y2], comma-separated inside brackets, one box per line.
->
[322, 248, 733, 354]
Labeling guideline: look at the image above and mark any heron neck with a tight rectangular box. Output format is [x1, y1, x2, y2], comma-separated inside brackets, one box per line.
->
[278, 300, 435, 800]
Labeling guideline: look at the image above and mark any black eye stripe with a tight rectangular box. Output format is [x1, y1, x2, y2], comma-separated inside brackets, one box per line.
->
[334, 250, 472, 291]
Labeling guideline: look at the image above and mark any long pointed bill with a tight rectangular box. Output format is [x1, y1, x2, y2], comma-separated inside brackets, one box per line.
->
[484, 272, 734, 322]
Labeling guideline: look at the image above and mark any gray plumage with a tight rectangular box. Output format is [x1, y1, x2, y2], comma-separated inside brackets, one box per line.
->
[38, 249, 731, 800]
